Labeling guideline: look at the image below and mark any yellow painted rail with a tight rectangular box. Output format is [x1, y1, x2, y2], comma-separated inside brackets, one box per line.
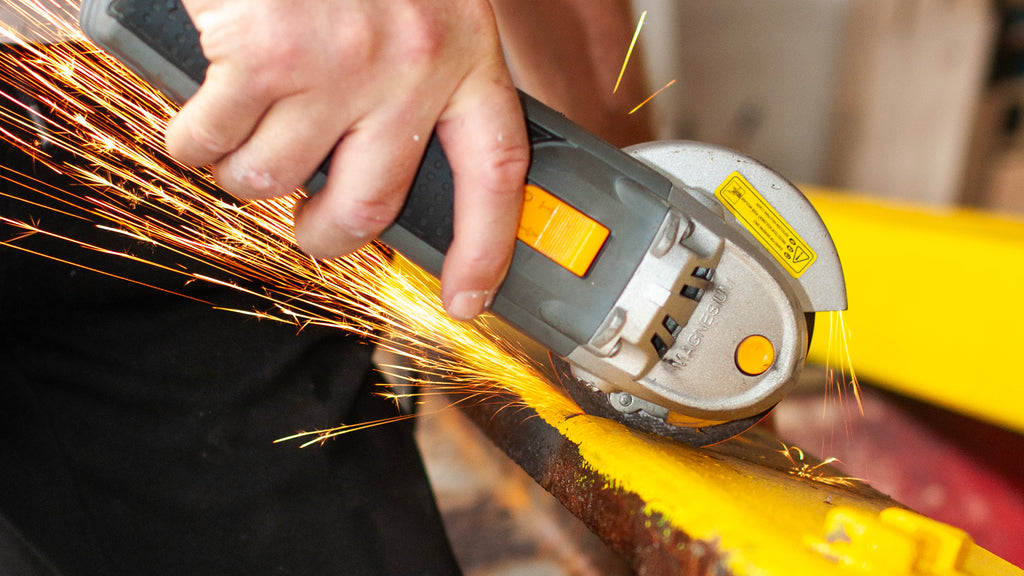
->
[506, 391, 1024, 575]
[805, 191, 1024, 434]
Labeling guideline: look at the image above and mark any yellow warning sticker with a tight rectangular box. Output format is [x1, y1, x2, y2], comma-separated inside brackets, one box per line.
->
[715, 172, 816, 277]
[517, 184, 609, 277]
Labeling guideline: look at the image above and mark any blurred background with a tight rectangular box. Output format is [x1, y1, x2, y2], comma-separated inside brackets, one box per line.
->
[416, 2, 1024, 574]
[642, 0, 1001, 209]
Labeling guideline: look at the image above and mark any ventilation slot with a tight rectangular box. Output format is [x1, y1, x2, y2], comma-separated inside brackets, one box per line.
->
[692, 267, 715, 281]
[662, 315, 682, 337]
[681, 285, 704, 302]
[651, 334, 671, 358]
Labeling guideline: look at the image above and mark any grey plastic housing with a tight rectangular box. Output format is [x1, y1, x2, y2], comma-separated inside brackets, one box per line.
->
[79, 0, 203, 103]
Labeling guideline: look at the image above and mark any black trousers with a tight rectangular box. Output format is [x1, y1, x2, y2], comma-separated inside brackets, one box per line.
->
[0, 53, 460, 576]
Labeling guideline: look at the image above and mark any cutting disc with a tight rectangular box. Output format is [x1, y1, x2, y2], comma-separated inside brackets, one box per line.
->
[552, 356, 768, 446]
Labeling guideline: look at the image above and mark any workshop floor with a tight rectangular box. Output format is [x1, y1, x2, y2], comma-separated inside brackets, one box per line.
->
[415, 365, 1024, 573]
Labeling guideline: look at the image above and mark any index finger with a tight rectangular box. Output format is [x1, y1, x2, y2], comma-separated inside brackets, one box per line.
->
[165, 63, 268, 168]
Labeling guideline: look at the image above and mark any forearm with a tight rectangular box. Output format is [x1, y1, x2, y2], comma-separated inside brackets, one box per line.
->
[489, 0, 653, 147]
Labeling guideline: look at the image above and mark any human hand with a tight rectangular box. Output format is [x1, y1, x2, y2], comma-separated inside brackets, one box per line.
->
[167, 0, 529, 320]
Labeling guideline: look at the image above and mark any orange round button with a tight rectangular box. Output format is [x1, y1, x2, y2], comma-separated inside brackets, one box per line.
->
[736, 335, 774, 376]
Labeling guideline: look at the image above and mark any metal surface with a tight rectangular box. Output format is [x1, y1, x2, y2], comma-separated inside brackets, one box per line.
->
[775, 375, 1024, 568]
[563, 141, 847, 431]
[628, 142, 847, 313]
[458, 379, 1022, 576]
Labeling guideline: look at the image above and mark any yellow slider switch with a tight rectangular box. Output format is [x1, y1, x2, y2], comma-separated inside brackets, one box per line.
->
[517, 184, 610, 277]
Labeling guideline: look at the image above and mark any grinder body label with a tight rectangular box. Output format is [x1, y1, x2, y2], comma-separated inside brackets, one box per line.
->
[715, 172, 816, 277]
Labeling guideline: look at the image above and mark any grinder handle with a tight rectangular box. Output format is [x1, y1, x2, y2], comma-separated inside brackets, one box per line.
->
[78, 0, 675, 356]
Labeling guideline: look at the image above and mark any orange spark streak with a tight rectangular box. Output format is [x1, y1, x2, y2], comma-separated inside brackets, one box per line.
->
[0, 216, 211, 303]
[823, 310, 863, 433]
[613, 9, 646, 94]
[629, 78, 676, 115]
[0, 1, 577, 443]
[777, 442, 862, 488]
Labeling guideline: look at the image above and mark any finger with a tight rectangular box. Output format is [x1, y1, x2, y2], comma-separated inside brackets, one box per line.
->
[165, 63, 270, 168]
[436, 64, 529, 321]
[292, 113, 432, 260]
[209, 93, 356, 199]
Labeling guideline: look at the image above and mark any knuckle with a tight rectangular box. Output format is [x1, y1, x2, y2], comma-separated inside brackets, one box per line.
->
[199, 14, 294, 95]
[405, 25, 445, 65]
[214, 156, 290, 199]
[392, 7, 445, 66]
[247, 36, 303, 92]
[336, 193, 404, 238]
[257, 40, 299, 76]
[480, 143, 530, 194]
[324, 15, 376, 74]
[183, 116, 237, 158]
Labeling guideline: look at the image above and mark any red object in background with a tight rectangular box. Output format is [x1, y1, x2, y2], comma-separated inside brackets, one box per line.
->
[774, 384, 1024, 568]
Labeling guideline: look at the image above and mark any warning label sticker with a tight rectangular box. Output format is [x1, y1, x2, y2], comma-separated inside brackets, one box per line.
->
[714, 172, 816, 278]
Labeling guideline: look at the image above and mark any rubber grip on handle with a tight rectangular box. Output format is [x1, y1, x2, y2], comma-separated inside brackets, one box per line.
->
[110, 0, 207, 84]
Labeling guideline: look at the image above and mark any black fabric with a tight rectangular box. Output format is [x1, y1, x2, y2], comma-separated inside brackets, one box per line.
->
[0, 81, 460, 575]
[0, 513, 64, 576]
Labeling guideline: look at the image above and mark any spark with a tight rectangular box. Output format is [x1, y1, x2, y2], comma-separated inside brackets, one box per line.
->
[777, 442, 862, 488]
[629, 78, 676, 115]
[824, 310, 863, 419]
[0, 1, 580, 444]
[0, 215, 211, 303]
[613, 9, 646, 94]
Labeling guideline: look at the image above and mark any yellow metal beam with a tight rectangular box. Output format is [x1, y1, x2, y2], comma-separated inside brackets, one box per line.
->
[492, 384, 1024, 576]
[804, 191, 1024, 434]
